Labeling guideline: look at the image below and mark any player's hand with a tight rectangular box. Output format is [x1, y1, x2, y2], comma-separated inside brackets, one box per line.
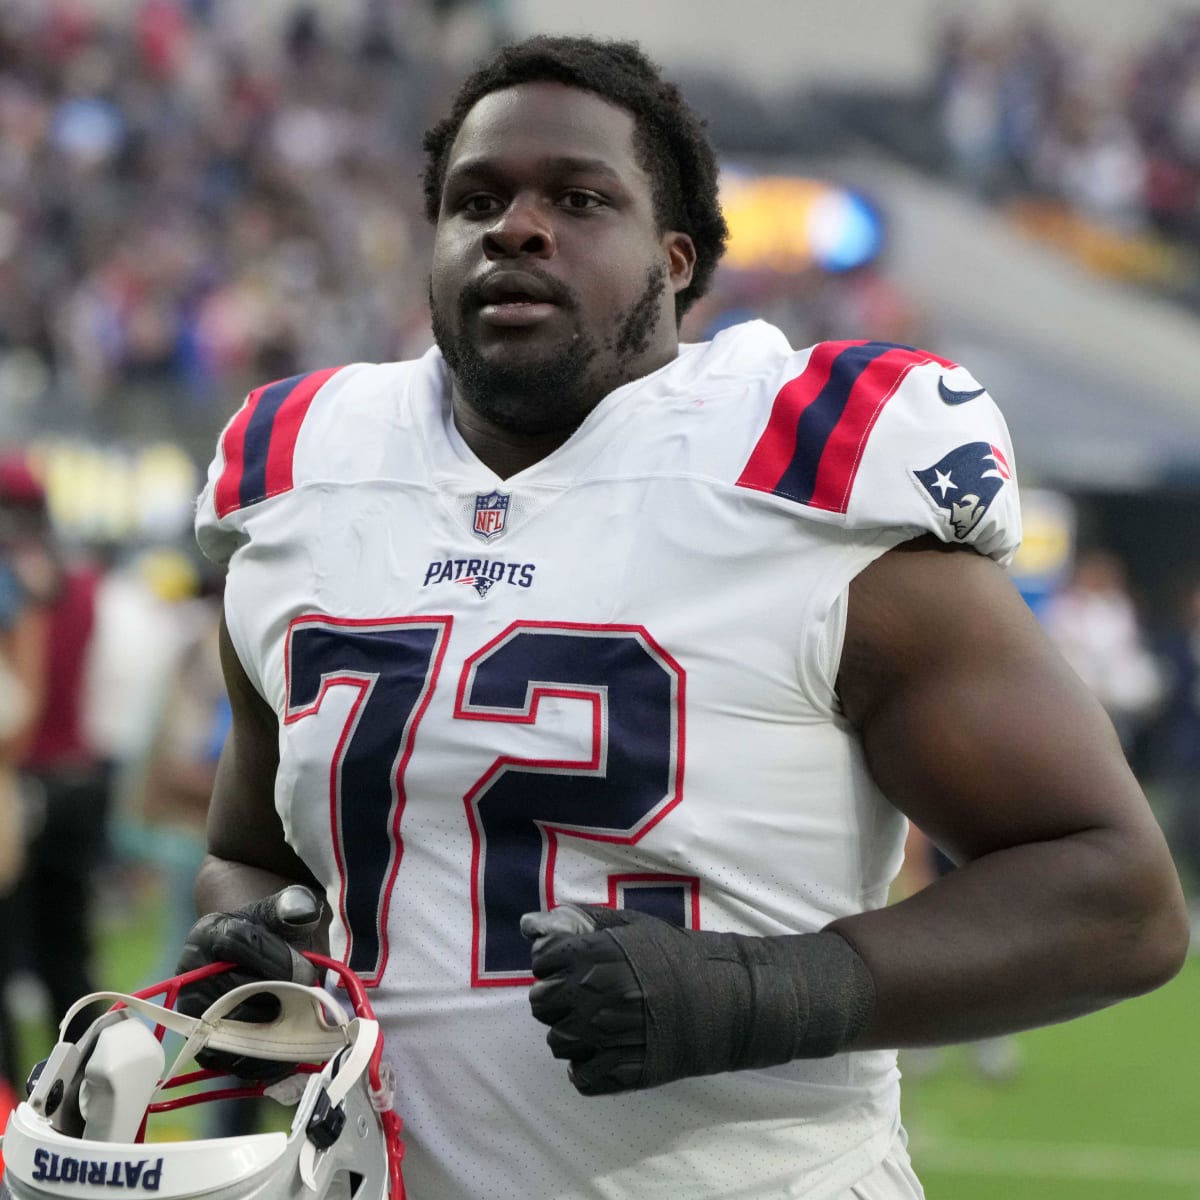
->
[176, 884, 323, 1080]
[521, 904, 651, 1096]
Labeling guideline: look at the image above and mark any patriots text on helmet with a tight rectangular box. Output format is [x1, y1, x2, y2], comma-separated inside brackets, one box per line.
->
[31, 1151, 164, 1190]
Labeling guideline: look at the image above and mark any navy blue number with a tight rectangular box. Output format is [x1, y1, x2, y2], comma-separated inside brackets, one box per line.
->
[456, 624, 684, 983]
[285, 618, 448, 984]
[619, 881, 690, 927]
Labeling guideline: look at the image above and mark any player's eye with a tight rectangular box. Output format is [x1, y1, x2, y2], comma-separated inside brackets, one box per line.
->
[559, 190, 604, 211]
[460, 193, 502, 215]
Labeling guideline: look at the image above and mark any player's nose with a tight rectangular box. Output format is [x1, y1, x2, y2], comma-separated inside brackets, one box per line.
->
[482, 194, 556, 260]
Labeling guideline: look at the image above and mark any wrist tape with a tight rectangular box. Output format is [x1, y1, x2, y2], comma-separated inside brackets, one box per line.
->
[586, 907, 875, 1084]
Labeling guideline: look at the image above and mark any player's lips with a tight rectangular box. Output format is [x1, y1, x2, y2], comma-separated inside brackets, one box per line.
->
[474, 271, 565, 327]
[478, 301, 559, 327]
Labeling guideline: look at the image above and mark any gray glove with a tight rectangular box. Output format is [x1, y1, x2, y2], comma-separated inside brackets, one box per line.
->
[523, 902, 875, 1096]
[523, 904, 647, 1095]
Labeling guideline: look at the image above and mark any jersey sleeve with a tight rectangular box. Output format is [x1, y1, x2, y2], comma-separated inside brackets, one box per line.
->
[195, 366, 348, 566]
[734, 340, 1022, 566]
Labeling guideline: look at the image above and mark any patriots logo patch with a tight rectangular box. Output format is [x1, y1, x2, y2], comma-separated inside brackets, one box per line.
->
[914, 441, 1010, 540]
[458, 576, 495, 597]
[473, 490, 509, 540]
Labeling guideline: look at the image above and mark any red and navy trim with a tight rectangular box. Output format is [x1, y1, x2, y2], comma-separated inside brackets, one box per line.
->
[736, 341, 955, 513]
[214, 366, 344, 518]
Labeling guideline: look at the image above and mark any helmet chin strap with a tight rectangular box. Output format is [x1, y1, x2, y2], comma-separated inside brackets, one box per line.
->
[156, 980, 355, 1083]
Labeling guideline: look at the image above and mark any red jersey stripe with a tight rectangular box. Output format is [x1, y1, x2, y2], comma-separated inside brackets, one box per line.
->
[806, 346, 937, 512]
[263, 366, 344, 498]
[213, 380, 271, 519]
[735, 340, 867, 494]
[212, 366, 344, 519]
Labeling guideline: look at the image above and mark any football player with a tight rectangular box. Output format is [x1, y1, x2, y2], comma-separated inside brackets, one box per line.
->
[183, 35, 1187, 1200]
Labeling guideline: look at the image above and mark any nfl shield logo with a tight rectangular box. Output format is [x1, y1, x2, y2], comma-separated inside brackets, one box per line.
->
[473, 490, 510, 540]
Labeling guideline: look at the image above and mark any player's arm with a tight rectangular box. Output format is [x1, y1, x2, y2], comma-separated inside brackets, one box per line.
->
[523, 537, 1189, 1095]
[173, 610, 327, 1081]
[829, 535, 1189, 1045]
[192, 611, 319, 916]
[173, 615, 326, 1078]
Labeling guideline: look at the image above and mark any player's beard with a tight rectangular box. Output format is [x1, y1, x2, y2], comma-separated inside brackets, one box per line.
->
[431, 263, 668, 438]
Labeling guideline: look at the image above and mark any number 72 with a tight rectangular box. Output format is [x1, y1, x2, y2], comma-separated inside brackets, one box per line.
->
[285, 617, 691, 987]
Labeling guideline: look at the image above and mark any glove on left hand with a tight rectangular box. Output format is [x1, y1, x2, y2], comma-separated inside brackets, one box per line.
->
[522, 905, 649, 1095]
[522, 903, 875, 1097]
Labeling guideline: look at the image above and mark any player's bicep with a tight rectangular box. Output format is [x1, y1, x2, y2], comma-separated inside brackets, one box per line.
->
[206, 612, 310, 884]
[838, 537, 1155, 863]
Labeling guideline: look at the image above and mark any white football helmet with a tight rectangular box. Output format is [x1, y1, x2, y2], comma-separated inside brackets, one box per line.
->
[0, 955, 404, 1200]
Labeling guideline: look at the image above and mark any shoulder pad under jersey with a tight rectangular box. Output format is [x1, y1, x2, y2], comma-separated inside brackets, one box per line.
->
[194, 362, 402, 565]
[733, 338, 1021, 565]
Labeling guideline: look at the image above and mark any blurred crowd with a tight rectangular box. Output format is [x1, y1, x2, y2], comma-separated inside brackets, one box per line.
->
[0, 0, 928, 460]
[2, 1, 1200, 460]
[0, 0, 510, 452]
[933, 11, 1200, 297]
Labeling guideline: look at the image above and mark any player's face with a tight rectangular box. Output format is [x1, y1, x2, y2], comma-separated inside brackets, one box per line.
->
[430, 82, 695, 438]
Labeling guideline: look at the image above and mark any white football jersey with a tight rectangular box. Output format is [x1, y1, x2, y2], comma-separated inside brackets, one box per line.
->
[196, 320, 1020, 1200]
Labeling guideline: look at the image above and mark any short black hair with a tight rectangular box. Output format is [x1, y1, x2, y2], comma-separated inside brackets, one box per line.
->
[422, 35, 729, 322]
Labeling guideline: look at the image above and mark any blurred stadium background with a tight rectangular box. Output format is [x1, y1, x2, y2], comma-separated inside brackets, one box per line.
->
[1, 0, 1199, 1194]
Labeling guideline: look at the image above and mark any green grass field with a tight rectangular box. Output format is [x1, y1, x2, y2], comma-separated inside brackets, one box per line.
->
[900, 957, 1200, 1198]
[20, 873, 1200, 1198]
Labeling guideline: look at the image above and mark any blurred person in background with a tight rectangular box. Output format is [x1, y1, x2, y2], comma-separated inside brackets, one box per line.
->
[118, 567, 263, 1138]
[0, 572, 27, 907]
[1149, 576, 1200, 915]
[0, 451, 110, 1071]
[118, 562, 227, 980]
[85, 545, 208, 832]
[0, 525, 37, 899]
[0, 474, 47, 1091]
[1042, 548, 1163, 762]
[174, 35, 1187, 1200]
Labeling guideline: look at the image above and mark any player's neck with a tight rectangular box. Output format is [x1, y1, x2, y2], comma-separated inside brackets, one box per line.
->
[449, 342, 680, 477]
[450, 400, 576, 478]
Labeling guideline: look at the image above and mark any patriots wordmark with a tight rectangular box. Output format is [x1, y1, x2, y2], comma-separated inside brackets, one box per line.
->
[423, 557, 536, 592]
[31, 1151, 164, 1190]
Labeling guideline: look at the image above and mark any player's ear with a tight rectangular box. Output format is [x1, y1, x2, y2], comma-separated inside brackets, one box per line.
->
[663, 231, 696, 294]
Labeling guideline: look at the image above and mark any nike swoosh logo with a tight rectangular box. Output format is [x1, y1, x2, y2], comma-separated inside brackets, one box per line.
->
[938, 376, 986, 405]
